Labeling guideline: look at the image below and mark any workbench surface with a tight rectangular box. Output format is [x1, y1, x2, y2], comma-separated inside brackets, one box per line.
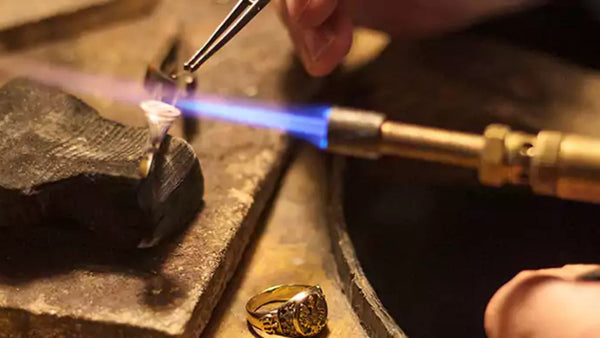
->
[0, 0, 353, 336]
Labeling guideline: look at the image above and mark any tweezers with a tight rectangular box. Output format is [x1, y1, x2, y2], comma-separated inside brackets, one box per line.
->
[184, 0, 271, 72]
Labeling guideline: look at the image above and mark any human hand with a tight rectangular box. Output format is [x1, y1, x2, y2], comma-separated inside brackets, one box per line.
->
[277, 0, 544, 77]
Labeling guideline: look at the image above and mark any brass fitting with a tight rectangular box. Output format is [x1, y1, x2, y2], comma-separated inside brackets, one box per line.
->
[477, 124, 600, 204]
[479, 125, 536, 187]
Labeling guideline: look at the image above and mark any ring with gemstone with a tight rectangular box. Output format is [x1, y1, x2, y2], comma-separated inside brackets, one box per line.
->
[246, 285, 328, 337]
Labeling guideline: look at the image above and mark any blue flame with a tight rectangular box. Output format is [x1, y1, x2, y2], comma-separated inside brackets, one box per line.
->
[176, 98, 331, 148]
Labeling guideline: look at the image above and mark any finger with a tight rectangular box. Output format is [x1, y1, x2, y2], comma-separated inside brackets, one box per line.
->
[485, 265, 600, 338]
[285, 0, 338, 28]
[277, 0, 311, 62]
[277, 0, 352, 76]
[300, 6, 353, 76]
[277, 0, 316, 71]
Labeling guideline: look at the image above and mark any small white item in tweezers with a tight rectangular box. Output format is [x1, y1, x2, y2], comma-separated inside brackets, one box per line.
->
[139, 100, 181, 177]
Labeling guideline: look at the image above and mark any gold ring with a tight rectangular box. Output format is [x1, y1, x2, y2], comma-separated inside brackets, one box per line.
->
[246, 285, 328, 337]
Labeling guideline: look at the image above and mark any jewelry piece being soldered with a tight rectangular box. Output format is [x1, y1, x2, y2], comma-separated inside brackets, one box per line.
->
[139, 100, 181, 177]
[246, 285, 328, 337]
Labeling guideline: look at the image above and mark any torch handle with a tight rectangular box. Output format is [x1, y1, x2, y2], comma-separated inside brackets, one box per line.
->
[326, 107, 600, 204]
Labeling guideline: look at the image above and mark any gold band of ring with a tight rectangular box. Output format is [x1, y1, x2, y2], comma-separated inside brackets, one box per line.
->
[246, 285, 328, 337]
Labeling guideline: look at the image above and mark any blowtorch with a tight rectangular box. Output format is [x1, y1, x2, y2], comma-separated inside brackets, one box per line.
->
[326, 107, 600, 204]
[173, 0, 600, 205]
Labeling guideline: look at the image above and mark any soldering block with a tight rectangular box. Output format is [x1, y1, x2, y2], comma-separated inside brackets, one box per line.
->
[0, 78, 204, 247]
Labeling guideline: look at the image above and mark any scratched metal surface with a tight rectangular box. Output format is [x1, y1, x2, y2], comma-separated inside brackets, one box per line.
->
[0, 1, 304, 336]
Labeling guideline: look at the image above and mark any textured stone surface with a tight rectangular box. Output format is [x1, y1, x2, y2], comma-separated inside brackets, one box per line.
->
[0, 122, 287, 337]
[0, 78, 203, 248]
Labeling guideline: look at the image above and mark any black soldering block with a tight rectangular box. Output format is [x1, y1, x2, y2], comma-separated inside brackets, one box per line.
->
[0, 78, 204, 248]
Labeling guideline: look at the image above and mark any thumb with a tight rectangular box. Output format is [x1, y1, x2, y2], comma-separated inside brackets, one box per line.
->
[485, 265, 600, 338]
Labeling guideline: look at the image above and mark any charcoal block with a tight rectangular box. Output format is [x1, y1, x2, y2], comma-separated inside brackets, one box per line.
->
[0, 78, 204, 247]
